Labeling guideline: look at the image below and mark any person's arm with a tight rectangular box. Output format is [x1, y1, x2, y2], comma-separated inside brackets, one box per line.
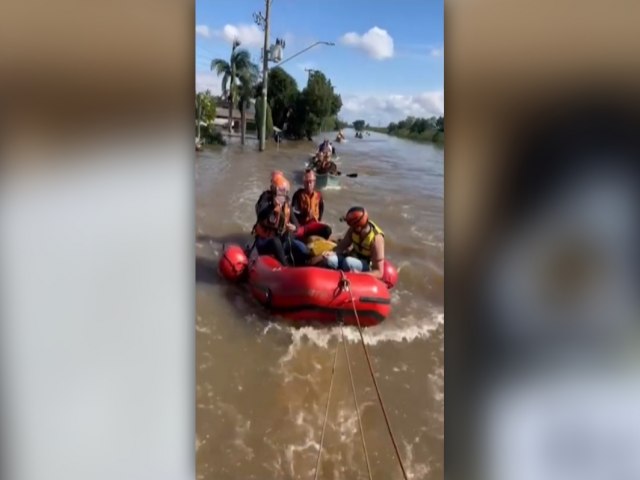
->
[257, 203, 275, 223]
[290, 190, 304, 224]
[288, 202, 300, 228]
[364, 235, 385, 279]
[255, 192, 267, 216]
[334, 228, 353, 254]
[318, 193, 324, 221]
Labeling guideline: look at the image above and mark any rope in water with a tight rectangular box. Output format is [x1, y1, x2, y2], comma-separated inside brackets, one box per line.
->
[343, 273, 410, 480]
[314, 272, 409, 480]
[313, 335, 340, 480]
[341, 324, 374, 480]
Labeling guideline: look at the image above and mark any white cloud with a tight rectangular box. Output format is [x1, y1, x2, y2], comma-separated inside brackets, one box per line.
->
[340, 91, 444, 125]
[340, 26, 394, 60]
[195, 25, 210, 38]
[195, 72, 223, 96]
[213, 24, 264, 48]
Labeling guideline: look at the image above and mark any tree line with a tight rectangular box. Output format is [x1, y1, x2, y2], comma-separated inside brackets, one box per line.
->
[196, 40, 345, 145]
[362, 115, 445, 143]
[388, 115, 444, 134]
[258, 67, 343, 140]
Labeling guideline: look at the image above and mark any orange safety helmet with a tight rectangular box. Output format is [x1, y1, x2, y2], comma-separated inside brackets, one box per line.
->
[270, 170, 284, 189]
[272, 175, 290, 196]
[341, 206, 368, 229]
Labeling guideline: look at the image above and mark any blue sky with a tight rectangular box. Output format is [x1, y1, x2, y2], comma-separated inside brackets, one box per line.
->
[196, 0, 443, 125]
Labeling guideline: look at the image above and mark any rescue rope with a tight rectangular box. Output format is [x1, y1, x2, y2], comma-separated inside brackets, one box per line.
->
[341, 272, 410, 480]
[341, 325, 374, 480]
[313, 335, 340, 480]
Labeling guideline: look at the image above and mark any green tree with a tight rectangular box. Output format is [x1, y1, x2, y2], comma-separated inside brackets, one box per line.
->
[410, 118, 428, 134]
[352, 119, 366, 131]
[297, 71, 342, 137]
[264, 67, 299, 128]
[211, 40, 259, 133]
[436, 115, 444, 131]
[195, 90, 216, 139]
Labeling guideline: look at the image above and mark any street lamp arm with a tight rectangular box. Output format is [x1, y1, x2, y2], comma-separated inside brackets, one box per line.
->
[270, 41, 335, 70]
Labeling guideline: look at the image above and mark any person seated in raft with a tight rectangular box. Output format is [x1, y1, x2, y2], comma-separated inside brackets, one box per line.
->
[310, 151, 325, 171]
[316, 154, 337, 175]
[255, 170, 284, 216]
[291, 169, 332, 240]
[321, 206, 386, 279]
[317, 138, 336, 157]
[252, 175, 310, 266]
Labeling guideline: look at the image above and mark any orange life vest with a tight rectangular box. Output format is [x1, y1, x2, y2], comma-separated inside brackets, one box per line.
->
[253, 202, 291, 239]
[296, 190, 321, 224]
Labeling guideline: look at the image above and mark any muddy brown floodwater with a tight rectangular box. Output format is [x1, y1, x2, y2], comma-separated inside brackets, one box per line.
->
[196, 129, 443, 479]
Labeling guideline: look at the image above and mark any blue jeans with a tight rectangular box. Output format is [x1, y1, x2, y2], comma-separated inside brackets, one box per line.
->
[324, 253, 370, 272]
[255, 235, 310, 266]
[287, 237, 310, 265]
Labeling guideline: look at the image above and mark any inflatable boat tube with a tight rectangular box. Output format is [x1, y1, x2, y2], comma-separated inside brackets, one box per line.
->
[218, 244, 398, 326]
[249, 255, 391, 326]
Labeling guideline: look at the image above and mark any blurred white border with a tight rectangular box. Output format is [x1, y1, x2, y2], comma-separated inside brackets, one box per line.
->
[0, 134, 194, 480]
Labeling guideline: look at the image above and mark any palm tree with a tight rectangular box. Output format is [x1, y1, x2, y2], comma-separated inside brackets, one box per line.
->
[237, 73, 258, 145]
[211, 40, 259, 134]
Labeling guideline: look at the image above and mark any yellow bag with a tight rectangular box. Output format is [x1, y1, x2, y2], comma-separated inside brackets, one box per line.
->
[307, 236, 337, 256]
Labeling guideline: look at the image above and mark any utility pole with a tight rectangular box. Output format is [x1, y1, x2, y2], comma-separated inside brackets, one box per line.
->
[258, 0, 271, 152]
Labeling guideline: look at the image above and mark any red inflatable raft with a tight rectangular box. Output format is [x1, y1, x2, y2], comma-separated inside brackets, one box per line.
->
[218, 244, 398, 326]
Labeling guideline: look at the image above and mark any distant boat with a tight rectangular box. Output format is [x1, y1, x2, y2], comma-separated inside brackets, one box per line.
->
[305, 159, 341, 189]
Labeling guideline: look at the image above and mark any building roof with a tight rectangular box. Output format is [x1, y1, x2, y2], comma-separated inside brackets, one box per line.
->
[215, 108, 255, 121]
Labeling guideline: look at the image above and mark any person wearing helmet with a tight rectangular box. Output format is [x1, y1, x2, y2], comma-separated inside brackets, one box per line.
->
[317, 138, 336, 157]
[252, 175, 310, 266]
[322, 206, 386, 279]
[311, 143, 337, 175]
[291, 169, 332, 240]
[255, 170, 285, 216]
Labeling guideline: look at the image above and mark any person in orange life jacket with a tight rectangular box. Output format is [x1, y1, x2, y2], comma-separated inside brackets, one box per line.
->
[255, 170, 284, 216]
[291, 169, 332, 240]
[253, 175, 310, 266]
[322, 206, 386, 279]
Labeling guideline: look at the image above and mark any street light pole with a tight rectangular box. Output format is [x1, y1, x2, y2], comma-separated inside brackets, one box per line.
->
[258, 0, 271, 152]
[274, 41, 335, 70]
[255, 33, 335, 152]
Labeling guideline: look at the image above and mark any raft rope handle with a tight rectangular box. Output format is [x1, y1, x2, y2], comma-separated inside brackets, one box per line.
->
[313, 333, 341, 480]
[286, 230, 296, 266]
[340, 324, 374, 480]
[340, 272, 410, 480]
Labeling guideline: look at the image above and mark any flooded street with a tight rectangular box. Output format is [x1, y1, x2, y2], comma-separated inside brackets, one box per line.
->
[196, 129, 444, 479]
